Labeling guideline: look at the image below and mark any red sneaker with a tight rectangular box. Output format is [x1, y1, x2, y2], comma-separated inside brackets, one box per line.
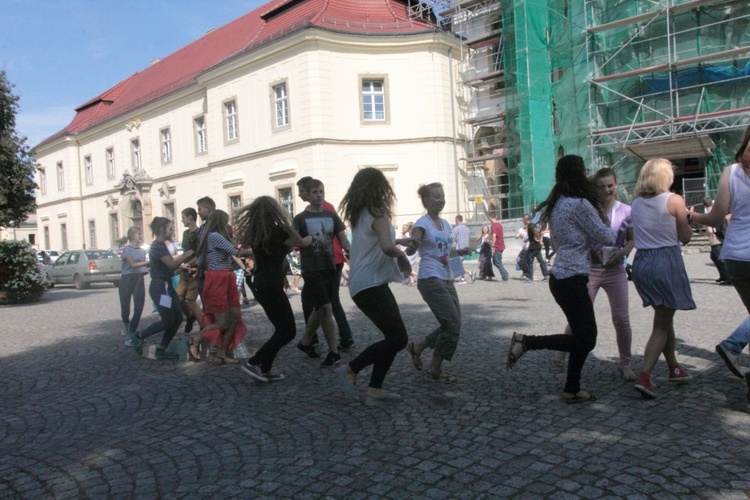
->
[668, 364, 692, 383]
[634, 373, 657, 399]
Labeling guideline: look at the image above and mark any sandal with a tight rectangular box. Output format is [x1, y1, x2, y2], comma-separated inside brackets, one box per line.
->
[425, 371, 457, 383]
[406, 341, 422, 371]
[187, 337, 201, 362]
[506, 332, 525, 370]
[214, 349, 239, 364]
[563, 390, 597, 404]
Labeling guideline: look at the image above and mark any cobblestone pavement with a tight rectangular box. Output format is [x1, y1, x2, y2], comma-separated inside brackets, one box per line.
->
[2, 253, 750, 498]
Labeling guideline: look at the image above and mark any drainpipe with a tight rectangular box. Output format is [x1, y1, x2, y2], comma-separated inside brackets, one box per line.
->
[449, 46, 461, 217]
[76, 140, 86, 249]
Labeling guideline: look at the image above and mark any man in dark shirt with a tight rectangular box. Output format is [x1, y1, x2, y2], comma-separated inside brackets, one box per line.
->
[176, 207, 201, 332]
[293, 179, 351, 368]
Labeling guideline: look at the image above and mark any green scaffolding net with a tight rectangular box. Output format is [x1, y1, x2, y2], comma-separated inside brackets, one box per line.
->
[501, 0, 750, 209]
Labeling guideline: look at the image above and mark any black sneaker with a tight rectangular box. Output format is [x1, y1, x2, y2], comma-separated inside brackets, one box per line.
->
[184, 317, 195, 334]
[297, 342, 320, 359]
[338, 339, 355, 352]
[320, 351, 341, 368]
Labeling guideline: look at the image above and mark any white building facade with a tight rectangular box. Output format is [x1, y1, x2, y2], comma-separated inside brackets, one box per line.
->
[32, 1, 467, 250]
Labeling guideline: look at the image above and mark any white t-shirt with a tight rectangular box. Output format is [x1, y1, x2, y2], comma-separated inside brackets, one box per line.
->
[414, 214, 453, 280]
[348, 210, 402, 297]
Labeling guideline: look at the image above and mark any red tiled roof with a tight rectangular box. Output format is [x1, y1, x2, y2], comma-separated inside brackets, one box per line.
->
[36, 0, 437, 148]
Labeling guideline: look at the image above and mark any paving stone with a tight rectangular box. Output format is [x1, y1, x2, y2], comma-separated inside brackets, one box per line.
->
[1, 254, 749, 496]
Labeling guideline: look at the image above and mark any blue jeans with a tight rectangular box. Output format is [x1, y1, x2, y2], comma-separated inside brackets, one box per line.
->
[719, 259, 750, 354]
[119, 273, 145, 333]
[492, 250, 509, 280]
[140, 279, 183, 349]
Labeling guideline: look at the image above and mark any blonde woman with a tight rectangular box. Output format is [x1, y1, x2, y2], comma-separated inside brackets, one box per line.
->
[631, 159, 695, 398]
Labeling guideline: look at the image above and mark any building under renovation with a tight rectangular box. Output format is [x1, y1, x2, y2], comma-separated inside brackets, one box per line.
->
[411, 0, 750, 218]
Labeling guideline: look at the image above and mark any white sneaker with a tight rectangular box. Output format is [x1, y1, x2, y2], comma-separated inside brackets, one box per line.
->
[124, 337, 133, 347]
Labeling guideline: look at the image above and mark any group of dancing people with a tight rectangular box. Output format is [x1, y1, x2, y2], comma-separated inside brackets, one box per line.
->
[509, 125, 750, 402]
[116, 124, 750, 404]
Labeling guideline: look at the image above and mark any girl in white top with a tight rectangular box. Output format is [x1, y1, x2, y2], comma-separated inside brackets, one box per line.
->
[691, 125, 750, 384]
[405, 183, 462, 383]
[630, 159, 694, 399]
[335, 168, 415, 402]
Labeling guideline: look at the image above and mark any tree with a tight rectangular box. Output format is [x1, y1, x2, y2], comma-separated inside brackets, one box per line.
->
[0, 70, 37, 227]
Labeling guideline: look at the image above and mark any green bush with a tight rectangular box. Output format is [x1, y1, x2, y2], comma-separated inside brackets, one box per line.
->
[0, 240, 50, 305]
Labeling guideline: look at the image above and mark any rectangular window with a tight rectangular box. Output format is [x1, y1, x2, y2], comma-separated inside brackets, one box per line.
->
[229, 194, 242, 219]
[106, 148, 116, 179]
[195, 116, 207, 154]
[163, 202, 175, 223]
[131, 139, 141, 171]
[56, 162, 65, 190]
[84, 155, 93, 184]
[361, 78, 386, 122]
[61, 223, 68, 250]
[40, 169, 47, 194]
[161, 128, 172, 164]
[110, 213, 120, 246]
[224, 100, 238, 142]
[277, 187, 293, 216]
[273, 82, 289, 129]
[44, 226, 50, 249]
[88, 220, 97, 248]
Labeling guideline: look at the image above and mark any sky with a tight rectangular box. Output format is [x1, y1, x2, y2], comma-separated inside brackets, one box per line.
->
[1, 0, 267, 148]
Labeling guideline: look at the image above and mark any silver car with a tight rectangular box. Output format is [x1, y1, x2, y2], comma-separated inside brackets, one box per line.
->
[46, 250, 122, 289]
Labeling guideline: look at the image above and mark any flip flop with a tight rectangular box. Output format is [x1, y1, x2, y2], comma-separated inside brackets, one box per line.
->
[406, 341, 422, 371]
[563, 390, 597, 404]
[506, 332, 525, 370]
[425, 371, 457, 383]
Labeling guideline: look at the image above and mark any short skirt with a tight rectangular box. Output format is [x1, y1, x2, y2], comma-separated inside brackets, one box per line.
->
[632, 246, 696, 310]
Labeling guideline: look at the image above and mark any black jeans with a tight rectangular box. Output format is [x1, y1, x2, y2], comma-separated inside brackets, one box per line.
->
[710, 244, 729, 282]
[302, 263, 353, 344]
[524, 274, 597, 394]
[726, 260, 750, 314]
[140, 279, 183, 349]
[349, 284, 409, 389]
[248, 283, 296, 373]
[119, 273, 145, 333]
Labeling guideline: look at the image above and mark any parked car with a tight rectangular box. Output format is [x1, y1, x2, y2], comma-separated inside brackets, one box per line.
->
[46, 250, 122, 289]
[37, 249, 63, 263]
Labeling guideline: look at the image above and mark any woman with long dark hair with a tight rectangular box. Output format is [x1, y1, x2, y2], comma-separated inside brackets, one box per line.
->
[630, 158, 695, 398]
[691, 125, 750, 400]
[235, 197, 311, 382]
[554, 168, 636, 380]
[130, 217, 194, 359]
[188, 210, 253, 363]
[476, 225, 495, 280]
[335, 168, 415, 401]
[507, 155, 616, 403]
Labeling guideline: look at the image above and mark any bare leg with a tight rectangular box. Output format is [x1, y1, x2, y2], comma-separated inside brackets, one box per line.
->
[640, 306, 675, 375]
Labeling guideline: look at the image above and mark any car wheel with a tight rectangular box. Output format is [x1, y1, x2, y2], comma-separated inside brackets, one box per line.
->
[112, 281, 120, 288]
[74, 274, 90, 290]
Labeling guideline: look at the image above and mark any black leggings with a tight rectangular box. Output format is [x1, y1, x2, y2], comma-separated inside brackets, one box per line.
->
[523, 274, 597, 394]
[349, 284, 409, 389]
[248, 283, 296, 373]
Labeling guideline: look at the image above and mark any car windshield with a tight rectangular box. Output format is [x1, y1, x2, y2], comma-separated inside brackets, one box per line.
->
[85, 251, 117, 260]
